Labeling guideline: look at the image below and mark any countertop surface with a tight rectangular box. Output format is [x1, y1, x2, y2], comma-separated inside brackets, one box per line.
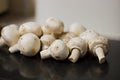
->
[0, 40, 120, 80]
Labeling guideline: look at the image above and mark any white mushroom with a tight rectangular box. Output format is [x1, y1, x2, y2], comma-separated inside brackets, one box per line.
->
[19, 22, 43, 37]
[67, 37, 87, 63]
[9, 33, 41, 56]
[0, 24, 20, 47]
[59, 32, 77, 44]
[88, 36, 110, 64]
[80, 29, 109, 64]
[69, 22, 86, 36]
[40, 40, 69, 60]
[40, 34, 56, 50]
[42, 17, 64, 38]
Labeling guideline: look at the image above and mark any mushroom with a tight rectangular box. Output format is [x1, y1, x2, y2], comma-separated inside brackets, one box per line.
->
[80, 29, 109, 64]
[40, 34, 56, 50]
[88, 36, 110, 64]
[59, 32, 77, 44]
[0, 24, 20, 47]
[40, 40, 69, 60]
[19, 22, 43, 37]
[67, 37, 87, 63]
[9, 33, 41, 56]
[42, 17, 64, 38]
[69, 22, 86, 36]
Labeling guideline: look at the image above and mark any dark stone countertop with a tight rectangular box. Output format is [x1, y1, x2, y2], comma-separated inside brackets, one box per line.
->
[0, 40, 120, 80]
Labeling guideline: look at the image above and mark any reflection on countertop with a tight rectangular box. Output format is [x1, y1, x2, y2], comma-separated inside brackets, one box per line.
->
[0, 47, 109, 80]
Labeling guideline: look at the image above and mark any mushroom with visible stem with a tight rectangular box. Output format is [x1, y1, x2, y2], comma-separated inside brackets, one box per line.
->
[80, 29, 109, 64]
[9, 33, 41, 56]
[88, 36, 110, 64]
[67, 37, 87, 63]
[40, 34, 56, 50]
[69, 22, 86, 36]
[0, 24, 20, 48]
[42, 17, 64, 38]
[40, 40, 69, 60]
[19, 22, 43, 37]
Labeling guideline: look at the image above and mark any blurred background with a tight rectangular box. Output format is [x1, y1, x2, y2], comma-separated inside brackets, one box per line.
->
[0, 0, 120, 40]
[0, 0, 35, 26]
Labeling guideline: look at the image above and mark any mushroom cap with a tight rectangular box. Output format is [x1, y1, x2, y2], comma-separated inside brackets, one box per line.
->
[69, 22, 86, 36]
[89, 36, 109, 56]
[1, 24, 20, 46]
[80, 29, 99, 43]
[40, 34, 56, 50]
[18, 33, 41, 56]
[50, 40, 69, 60]
[45, 17, 64, 34]
[19, 22, 43, 37]
[67, 37, 87, 56]
[59, 32, 77, 44]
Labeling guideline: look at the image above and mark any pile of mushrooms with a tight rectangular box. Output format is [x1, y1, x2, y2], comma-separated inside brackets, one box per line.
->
[0, 17, 110, 64]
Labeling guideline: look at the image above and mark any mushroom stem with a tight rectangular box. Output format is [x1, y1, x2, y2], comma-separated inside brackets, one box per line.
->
[95, 47, 105, 64]
[9, 44, 19, 53]
[40, 49, 51, 59]
[0, 37, 5, 47]
[68, 49, 80, 63]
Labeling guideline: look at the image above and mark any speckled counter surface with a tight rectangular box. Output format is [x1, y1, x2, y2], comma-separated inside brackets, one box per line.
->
[0, 40, 120, 80]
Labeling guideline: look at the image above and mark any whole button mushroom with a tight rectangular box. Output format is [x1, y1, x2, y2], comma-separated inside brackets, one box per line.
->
[67, 37, 87, 63]
[80, 29, 109, 64]
[0, 24, 20, 47]
[69, 22, 86, 36]
[9, 33, 41, 56]
[19, 22, 43, 37]
[88, 36, 110, 64]
[42, 17, 64, 38]
[40, 34, 56, 50]
[40, 40, 69, 60]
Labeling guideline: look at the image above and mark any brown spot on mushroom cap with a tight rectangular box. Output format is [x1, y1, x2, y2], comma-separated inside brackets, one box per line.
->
[32, 49, 36, 55]
[55, 56, 60, 59]
[34, 38, 37, 41]
[55, 46, 59, 51]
